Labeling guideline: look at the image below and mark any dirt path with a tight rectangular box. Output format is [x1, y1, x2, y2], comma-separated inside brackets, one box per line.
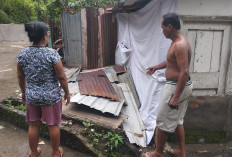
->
[0, 41, 29, 101]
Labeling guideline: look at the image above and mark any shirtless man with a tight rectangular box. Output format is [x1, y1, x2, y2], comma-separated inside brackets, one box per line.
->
[143, 13, 192, 157]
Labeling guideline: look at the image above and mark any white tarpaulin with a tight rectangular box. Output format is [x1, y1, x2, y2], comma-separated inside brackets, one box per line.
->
[116, 0, 177, 145]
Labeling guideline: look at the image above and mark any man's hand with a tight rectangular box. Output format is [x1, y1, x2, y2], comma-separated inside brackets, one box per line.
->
[168, 96, 180, 110]
[146, 66, 157, 75]
[64, 93, 70, 106]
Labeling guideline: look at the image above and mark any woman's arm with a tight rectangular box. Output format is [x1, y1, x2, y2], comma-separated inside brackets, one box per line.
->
[17, 64, 26, 104]
[54, 60, 70, 106]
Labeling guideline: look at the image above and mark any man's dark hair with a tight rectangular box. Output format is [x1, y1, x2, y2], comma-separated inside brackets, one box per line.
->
[162, 13, 180, 30]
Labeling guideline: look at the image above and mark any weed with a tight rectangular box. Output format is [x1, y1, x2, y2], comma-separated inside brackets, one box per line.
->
[82, 121, 125, 157]
[104, 131, 124, 151]
[1, 98, 26, 112]
[4, 99, 13, 107]
[83, 121, 94, 130]
[15, 104, 26, 111]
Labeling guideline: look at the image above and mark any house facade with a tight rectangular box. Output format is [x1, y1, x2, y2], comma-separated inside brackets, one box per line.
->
[178, 0, 232, 142]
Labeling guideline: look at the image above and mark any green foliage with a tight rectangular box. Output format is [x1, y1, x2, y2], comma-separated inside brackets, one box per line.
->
[46, 0, 63, 21]
[15, 104, 27, 112]
[82, 121, 124, 157]
[0, 10, 13, 24]
[83, 121, 94, 130]
[0, 0, 118, 23]
[1, 0, 37, 24]
[104, 131, 124, 151]
[67, 0, 118, 11]
[4, 99, 13, 107]
[47, 0, 118, 20]
[2, 98, 26, 112]
[34, 0, 48, 22]
[88, 131, 124, 157]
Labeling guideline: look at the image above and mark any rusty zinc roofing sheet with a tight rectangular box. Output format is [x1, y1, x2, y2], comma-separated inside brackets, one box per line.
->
[77, 70, 120, 101]
[81, 65, 126, 74]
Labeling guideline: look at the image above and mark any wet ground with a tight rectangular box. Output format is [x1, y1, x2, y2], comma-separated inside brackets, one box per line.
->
[0, 120, 92, 157]
[140, 139, 232, 157]
[1, 41, 232, 157]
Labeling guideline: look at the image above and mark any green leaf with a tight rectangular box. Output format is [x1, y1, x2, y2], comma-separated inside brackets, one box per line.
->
[115, 140, 118, 148]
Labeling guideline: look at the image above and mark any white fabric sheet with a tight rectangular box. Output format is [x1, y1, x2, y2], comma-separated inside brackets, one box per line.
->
[116, 0, 177, 145]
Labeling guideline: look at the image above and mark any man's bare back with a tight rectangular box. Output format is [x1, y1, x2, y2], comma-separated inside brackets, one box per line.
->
[166, 35, 192, 81]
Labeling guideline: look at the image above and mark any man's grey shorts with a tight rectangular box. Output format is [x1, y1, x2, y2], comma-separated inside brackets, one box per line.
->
[156, 79, 193, 133]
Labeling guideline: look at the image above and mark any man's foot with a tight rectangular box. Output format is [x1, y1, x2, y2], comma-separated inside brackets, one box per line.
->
[166, 149, 181, 157]
[142, 151, 163, 157]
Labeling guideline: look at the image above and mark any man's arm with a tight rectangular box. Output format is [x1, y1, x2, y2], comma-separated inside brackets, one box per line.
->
[146, 60, 167, 75]
[54, 60, 70, 106]
[17, 64, 26, 104]
[169, 42, 189, 109]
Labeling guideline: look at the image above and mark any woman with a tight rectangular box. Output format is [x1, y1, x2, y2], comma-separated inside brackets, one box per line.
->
[17, 21, 70, 157]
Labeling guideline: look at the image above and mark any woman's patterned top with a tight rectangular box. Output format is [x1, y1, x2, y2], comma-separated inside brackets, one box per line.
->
[17, 46, 62, 106]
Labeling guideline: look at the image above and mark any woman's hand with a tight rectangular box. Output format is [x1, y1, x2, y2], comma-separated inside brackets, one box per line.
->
[64, 93, 70, 106]
[22, 92, 26, 105]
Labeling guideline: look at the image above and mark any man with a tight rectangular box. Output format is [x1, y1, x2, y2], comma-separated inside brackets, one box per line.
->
[143, 13, 193, 157]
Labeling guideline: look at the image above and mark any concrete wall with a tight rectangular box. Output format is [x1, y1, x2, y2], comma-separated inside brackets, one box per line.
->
[0, 24, 29, 42]
[176, 0, 232, 143]
[178, 0, 232, 17]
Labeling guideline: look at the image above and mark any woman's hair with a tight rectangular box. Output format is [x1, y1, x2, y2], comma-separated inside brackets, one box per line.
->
[162, 13, 180, 30]
[25, 21, 48, 43]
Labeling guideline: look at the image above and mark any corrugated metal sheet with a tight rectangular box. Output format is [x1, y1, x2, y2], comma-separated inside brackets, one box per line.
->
[77, 70, 120, 101]
[61, 9, 117, 68]
[118, 69, 141, 108]
[65, 66, 145, 146]
[118, 83, 146, 147]
[81, 65, 126, 74]
[62, 67, 80, 97]
[103, 67, 119, 83]
[63, 101, 128, 129]
[61, 11, 82, 66]
[64, 67, 81, 82]
[70, 67, 127, 116]
[100, 13, 118, 66]
[82, 8, 118, 69]
[86, 8, 99, 68]
[112, 65, 126, 74]
[71, 92, 124, 116]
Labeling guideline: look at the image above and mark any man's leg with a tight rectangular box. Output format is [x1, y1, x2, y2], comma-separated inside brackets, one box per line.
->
[48, 125, 61, 157]
[153, 129, 168, 157]
[142, 129, 168, 157]
[175, 125, 186, 157]
[28, 120, 42, 157]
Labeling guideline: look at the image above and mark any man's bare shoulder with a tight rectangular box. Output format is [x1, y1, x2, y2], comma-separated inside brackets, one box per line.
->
[173, 36, 190, 53]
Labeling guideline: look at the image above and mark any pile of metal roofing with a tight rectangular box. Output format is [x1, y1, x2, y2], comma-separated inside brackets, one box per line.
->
[64, 65, 146, 147]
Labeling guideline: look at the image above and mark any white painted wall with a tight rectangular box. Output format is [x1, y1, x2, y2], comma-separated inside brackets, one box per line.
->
[177, 0, 232, 95]
[178, 0, 232, 17]
[0, 24, 29, 42]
